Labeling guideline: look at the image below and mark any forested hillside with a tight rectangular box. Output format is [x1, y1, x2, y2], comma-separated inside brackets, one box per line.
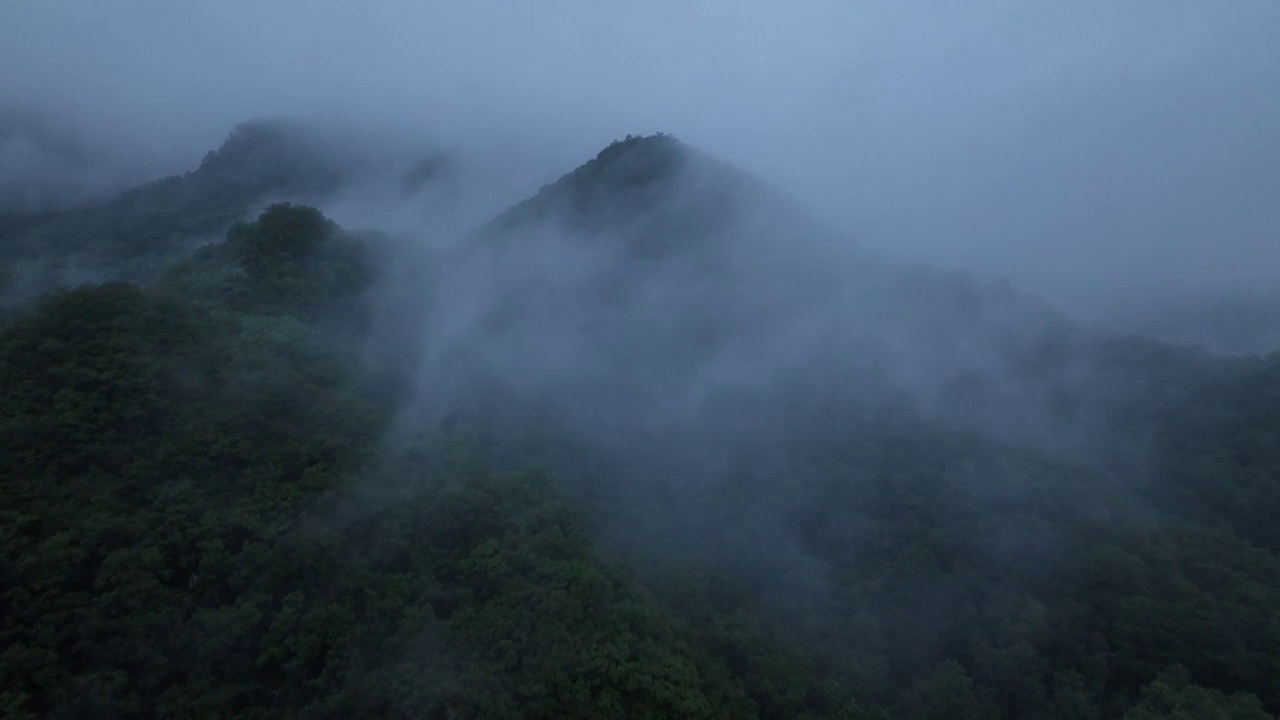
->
[0, 121, 340, 298]
[0, 119, 456, 319]
[2, 132, 1278, 719]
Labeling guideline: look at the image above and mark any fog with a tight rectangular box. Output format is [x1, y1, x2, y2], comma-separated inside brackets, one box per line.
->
[4, 0, 1278, 323]
[0, 104, 173, 212]
[6, 6, 1279, 712]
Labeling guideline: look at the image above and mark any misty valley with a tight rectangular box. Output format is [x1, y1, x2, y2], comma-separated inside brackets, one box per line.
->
[3, 123, 1280, 720]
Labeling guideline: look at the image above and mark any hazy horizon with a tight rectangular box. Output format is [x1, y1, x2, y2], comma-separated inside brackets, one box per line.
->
[3, 0, 1278, 326]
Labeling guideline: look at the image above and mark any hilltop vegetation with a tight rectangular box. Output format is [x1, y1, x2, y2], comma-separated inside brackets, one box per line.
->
[1, 132, 1278, 718]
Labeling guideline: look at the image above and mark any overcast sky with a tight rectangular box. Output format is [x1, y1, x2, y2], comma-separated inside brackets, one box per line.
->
[2, 0, 1278, 313]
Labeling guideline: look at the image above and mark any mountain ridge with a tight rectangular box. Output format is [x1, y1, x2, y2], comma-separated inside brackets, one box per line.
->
[3, 124, 1280, 716]
[0, 117, 452, 312]
[431, 131, 1226, 460]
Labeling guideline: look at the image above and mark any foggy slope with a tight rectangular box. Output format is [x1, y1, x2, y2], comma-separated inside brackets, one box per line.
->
[0, 118, 459, 312]
[399, 133, 1251, 573]
[1101, 286, 1280, 356]
[417, 134, 1230, 460]
[394, 134, 1280, 716]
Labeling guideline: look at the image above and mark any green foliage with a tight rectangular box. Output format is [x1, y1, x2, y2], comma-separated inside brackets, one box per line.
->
[1153, 355, 1280, 552]
[162, 202, 375, 318]
[0, 205, 799, 718]
[475, 132, 724, 247]
[1124, 667, 1270, 720]
[4, 142, 1280, 720]
[0, 120, 345, 307]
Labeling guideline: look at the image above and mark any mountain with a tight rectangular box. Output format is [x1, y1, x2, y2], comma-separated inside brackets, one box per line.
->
[0, 120, 328, 309]
[0, 118, 455, 316]
[2, 129, 1278, 719]
[397, 135, 1280, 715]
[429, 134, 1228, 457]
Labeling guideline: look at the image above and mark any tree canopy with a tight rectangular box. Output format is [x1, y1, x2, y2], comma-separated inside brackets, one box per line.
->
[2, 146, 1278, 719]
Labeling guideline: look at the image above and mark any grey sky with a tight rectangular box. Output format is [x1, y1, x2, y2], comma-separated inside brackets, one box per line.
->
[2, 0, 1278, 313]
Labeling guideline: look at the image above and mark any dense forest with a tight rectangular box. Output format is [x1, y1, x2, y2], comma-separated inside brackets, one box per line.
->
[2, 127, 1278, 718]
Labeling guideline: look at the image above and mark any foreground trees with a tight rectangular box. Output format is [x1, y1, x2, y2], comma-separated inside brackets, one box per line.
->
[2, 204, 1277, 718]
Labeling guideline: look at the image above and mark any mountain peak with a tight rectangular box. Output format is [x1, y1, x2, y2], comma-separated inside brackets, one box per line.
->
[474, 132, 823, 255]
[555, 131, 690, 203]
[586, 132, 686, 182]
[192, 117, 340, 194]
[199, 118, 297, 168]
